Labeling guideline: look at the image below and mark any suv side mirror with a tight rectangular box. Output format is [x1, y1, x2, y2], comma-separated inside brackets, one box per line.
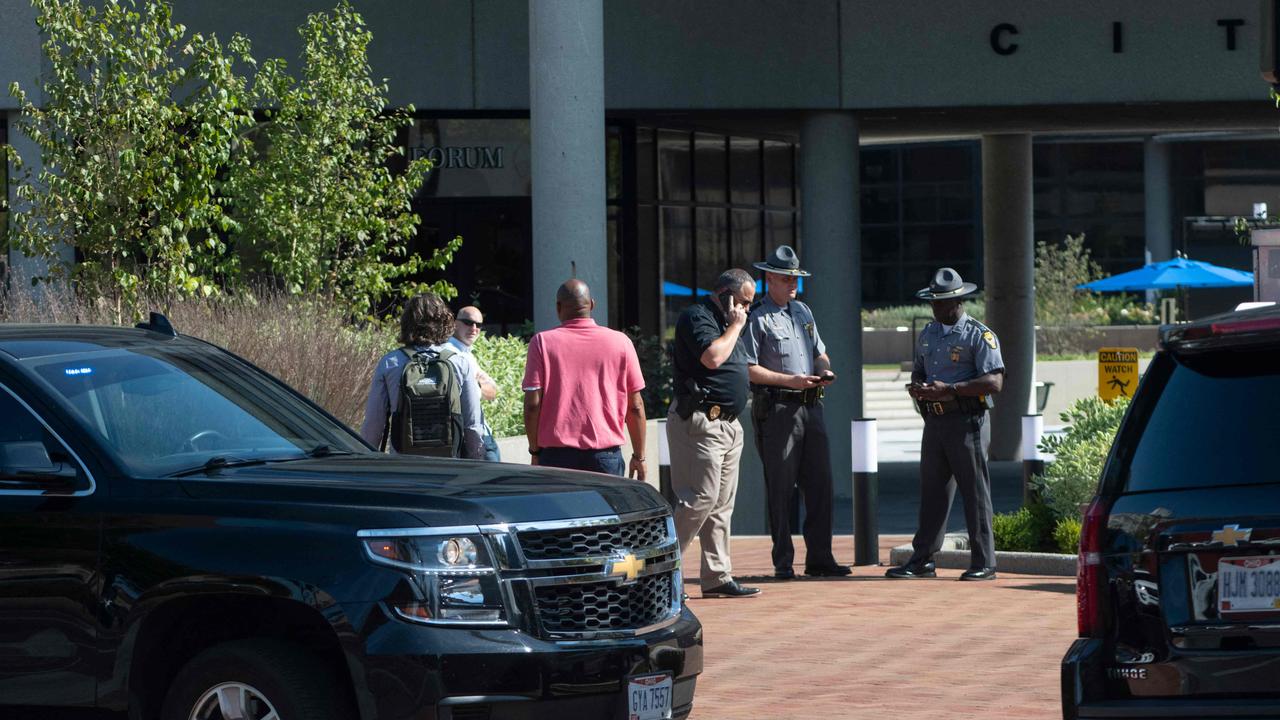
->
[0, 441, 83, 493]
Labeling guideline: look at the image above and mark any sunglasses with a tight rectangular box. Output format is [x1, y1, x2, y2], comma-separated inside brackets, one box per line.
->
[456, 318, 481, 328]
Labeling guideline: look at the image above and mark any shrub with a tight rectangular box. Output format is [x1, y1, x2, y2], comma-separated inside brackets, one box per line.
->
[992, 503, 1056, 552]
[862, 297, 985, 329]
[625, 328, 674, 419]
[0, 279, 392, 431]
[469, 333, 529, 439]
[1054, 517, 1083, 555]
[1036, 396, 1131, 520]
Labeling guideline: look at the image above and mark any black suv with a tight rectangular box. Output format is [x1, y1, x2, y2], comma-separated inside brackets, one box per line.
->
[0, 319, 701, 720]
[1062, 305, 1280, 719]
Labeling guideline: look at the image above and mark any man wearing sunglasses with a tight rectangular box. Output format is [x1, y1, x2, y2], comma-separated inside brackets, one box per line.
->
[449, 306, 501, 461]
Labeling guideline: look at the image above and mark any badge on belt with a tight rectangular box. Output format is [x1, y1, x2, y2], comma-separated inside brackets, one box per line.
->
[707, 404, 722, 420]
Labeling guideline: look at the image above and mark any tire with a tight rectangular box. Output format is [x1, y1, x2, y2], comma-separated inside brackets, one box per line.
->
[160, 638, 351, 720]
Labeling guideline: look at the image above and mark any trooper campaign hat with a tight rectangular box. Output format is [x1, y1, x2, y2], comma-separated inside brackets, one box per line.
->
[915, 267, 978, 300]
[753, 245, 811, 277]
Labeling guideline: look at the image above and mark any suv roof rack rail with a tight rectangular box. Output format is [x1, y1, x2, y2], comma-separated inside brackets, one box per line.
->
[135, 312, 177, 338]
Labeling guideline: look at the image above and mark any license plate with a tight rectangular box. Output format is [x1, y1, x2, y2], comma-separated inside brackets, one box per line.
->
[1218, 555, 1280, 614]
[627, 673, 672, 720]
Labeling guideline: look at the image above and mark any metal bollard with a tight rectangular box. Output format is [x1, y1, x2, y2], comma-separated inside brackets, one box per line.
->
[658, 422, 674, 508]
[1021, 414, 1045, 505]
[851, 418, 879, 566]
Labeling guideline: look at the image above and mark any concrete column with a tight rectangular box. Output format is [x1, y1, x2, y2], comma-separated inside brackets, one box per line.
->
[801, 112, 862, 500]
[1143, 138, 1173, 263]
[981, 134, 1035, 461]
[528, 0, 607, 330]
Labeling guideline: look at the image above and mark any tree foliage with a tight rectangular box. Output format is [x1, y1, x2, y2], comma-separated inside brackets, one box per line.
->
[6, 0, 457, 321]
[226, 0, 457, 319]
[1036, 395, 1130, 520]
[6, 0, 254, 317]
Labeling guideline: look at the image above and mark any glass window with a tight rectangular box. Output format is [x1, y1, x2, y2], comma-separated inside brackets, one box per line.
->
[607, 126, 622, 201]
[730, 209, 761, 271]
[637, 127, 656, 202]
[0, 387, 86, 491]
[662, 207, 693, 325]
[861, 186, 898, 225]
[729, 137, 762, 205]
[27, 347, 367, 477]
[1122, 351, 1280, 492]
[862, 226, 900, 263]
[903, 145, 972, 183]
[937, 182, 974, 223]
[763, 141, 794, 208]
[902, 185, 938, 224]
[695, 208, 728, 293]
[764, 210, 794, 251]
[862, 265, 900, 306]
[694, 133, 727, 204]
[861, 148, 897, 185]
[659, 130, 691, 202]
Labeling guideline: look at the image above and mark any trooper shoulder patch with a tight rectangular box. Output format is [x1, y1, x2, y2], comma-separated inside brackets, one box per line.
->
[981, 330, 998, 349]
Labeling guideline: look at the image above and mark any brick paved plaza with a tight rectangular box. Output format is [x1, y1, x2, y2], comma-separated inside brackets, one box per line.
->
[684, 535, 1076, 720]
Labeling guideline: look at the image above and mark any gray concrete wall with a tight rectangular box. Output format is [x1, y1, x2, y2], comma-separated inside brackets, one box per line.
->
[3, 0, 1266, 113]
[842, 0, 1263, 108]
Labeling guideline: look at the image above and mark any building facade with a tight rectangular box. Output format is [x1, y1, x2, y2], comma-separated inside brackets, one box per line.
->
[4, 1, 1277, 480]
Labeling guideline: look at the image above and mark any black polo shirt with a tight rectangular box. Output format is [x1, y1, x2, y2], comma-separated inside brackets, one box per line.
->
[671, 296, 749, 416]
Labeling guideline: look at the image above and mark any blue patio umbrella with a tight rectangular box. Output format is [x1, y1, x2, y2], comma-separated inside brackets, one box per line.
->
[661, 281, 711, 297]
[1077, 256, 1253, 292]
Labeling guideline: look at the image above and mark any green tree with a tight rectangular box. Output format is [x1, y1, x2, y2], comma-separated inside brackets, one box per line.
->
[226, 0, 457, 319]
[6, 0, 254, 318]
[1035, 234, 1102, 355]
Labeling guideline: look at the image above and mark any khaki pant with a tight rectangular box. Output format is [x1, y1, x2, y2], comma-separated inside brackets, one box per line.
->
[666, 407, 744, 590]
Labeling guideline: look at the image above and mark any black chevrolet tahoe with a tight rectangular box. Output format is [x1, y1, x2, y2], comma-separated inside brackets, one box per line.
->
[1062, 305, 1280, 720]
[0, 319, 701, 720]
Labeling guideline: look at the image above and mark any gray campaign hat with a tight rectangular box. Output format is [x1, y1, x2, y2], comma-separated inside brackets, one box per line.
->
[915, 267, 978, 300]
[753, 245, 811, 277]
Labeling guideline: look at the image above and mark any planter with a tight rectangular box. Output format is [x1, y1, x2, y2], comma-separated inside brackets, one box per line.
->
[889, 533, 1076, 577]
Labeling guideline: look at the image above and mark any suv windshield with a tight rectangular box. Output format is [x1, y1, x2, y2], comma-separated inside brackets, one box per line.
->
[1119, 349, 1279, 493]
[25, 343, 369, 477]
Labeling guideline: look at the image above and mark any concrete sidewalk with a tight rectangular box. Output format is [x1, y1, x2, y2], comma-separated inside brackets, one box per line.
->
[684, 534, 1075, 719]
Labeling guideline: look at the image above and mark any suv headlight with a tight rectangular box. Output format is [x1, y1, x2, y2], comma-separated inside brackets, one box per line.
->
[359, 529, 508, 625]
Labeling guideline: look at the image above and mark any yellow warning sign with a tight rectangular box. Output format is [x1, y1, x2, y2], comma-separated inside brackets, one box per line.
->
[1098, 347, 1139, 402]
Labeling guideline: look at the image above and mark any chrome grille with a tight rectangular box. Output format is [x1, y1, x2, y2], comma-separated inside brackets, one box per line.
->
[518, 516, 668, 561]
[534, 572, 675, 633]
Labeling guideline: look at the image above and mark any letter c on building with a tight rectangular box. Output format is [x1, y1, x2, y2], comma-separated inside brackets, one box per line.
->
[990, 23, 1019, 56]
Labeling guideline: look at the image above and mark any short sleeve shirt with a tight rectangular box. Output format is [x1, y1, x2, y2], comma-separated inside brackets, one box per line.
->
[913, 314, 1005, 385]
[671, 297, 749, 415]
[521, 318, 645, 450]
[743, 296, 825, 375]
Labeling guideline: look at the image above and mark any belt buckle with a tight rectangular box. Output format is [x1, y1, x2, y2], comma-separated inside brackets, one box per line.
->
[707, 404, 721, 420]
[930, 401, 945, 415]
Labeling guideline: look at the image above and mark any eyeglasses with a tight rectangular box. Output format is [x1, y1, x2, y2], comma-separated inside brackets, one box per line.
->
[457, 318, 481, 328]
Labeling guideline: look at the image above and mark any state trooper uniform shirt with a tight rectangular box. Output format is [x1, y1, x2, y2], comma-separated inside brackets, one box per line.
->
[743, 295, 824, 378]
[913, 313, 1005, 385]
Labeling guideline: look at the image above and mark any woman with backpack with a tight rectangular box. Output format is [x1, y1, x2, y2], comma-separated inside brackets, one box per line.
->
[360, 293, 485, 459]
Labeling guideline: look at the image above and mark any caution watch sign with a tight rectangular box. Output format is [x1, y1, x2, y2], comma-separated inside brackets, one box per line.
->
[1098, 347, 1139, 402]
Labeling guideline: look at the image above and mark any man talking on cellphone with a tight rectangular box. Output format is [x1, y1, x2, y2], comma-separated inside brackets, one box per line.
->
[744, 246, 851, 582]
[667, 268, 761, 598]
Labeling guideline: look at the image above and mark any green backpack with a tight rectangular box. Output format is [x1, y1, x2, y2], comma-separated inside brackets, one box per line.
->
[389, 346, 463, 457]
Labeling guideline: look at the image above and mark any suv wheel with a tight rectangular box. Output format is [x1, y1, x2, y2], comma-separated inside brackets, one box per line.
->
[161, 639, 349, 720]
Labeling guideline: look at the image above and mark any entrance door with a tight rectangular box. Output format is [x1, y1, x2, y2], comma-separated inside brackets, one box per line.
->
[415, 198, 532, 334]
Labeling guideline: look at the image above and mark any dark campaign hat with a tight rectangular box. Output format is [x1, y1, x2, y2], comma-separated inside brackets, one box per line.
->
[753, 245, 811, 277]
[915, 267, 978, 300]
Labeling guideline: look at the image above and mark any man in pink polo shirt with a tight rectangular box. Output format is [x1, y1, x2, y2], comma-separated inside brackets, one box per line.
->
[522, 279, 647, 479]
